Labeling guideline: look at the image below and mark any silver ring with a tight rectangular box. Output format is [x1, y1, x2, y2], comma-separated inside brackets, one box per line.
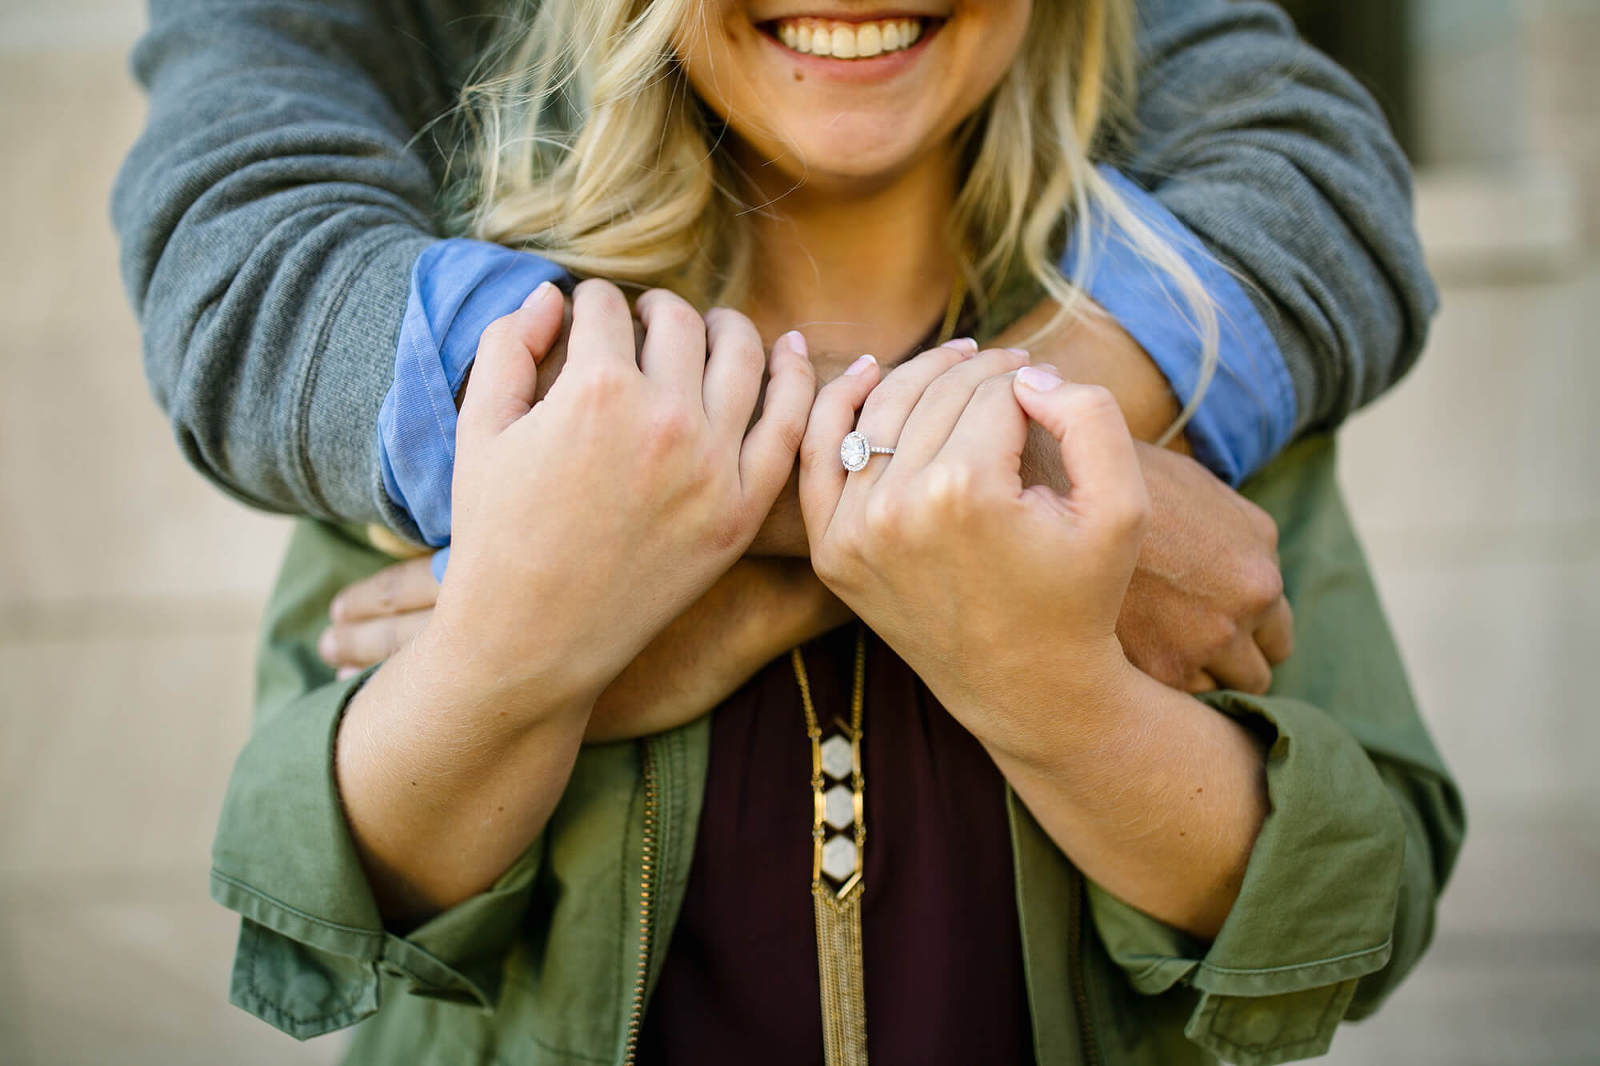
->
[840, 430, 894, 472]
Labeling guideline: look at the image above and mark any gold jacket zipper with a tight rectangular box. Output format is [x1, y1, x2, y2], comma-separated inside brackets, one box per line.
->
[1067, 871, 1102, 1066]
[622, 741, 660, 1066]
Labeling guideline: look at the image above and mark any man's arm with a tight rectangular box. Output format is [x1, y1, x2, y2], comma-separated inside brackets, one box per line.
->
[112, 0, 491, 536]
[1117, 0, 1438, 440]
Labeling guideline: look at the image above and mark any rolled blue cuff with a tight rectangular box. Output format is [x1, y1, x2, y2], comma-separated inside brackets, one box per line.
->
[377, 239, 568, 558]
[1066, 168, 1295, 484]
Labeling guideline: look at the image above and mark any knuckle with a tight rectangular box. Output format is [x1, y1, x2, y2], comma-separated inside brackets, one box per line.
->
[1101, 490, 1150, 540]
[812, 544, 850, 588]
[645, 403, 698, 452]
[379, 618, 403, 659]
[379, 566, 403, 611]
[706, 304, 756, 336]
[575, 277, 625, 306]
[862, 493, 904, 543]
[703, 508, 749, 555]
[1243, 556, 1285, 609]
[919, 463, 979, 519]
[572, 279, 624, 318]
[478, 316, 517, 351]
[970, 374, 1013, 409]
[922, 370, 973, 405]
[1246, 666, 1272, 695]
[1243, 499, 1280, 548]
[1074, 383, 1120, 415]
[644, 292, 704, 334]
[573, 362, 633, 403]
[667, 303, 706, 336]
[1200, 614, 1240, 658]
[769, 415, 807, 459]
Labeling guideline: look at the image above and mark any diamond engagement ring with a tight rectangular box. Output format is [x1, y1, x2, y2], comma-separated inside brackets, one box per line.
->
[840, 430, 894, 472]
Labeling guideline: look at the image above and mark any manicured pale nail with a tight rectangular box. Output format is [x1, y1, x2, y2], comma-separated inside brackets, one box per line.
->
[336, 666, 360, 681]
[1006, 348, 1031, 360]
[845, 353, 877, 376]
[318, 628, 338, 660]
[948, 337, 979, 353]
[1016, 365, 1064, 391]
[522, 280, 558, 308]
[781, 330, 808, 357]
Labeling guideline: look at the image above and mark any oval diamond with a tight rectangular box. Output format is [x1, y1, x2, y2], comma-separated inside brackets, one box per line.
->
[840, 430, 870, 472]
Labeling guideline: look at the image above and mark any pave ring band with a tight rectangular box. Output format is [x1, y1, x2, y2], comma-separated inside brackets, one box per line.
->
[840, 430, 894, 472]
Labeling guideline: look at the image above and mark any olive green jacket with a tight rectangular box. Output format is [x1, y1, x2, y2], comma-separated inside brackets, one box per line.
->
[211, 437, 1463, 1066]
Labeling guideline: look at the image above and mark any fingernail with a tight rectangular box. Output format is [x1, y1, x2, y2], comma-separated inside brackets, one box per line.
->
[844, 353, 877, 376]
[1006, 348, 1032, 361]
[336, 666, 360, 681]
[1016, 365, 1064, 391]
[781, 330, 808, 358]
[949, 337, 979, 353]
[318, 629, 338, 661]
[522, 280, 558, 308]
[328, 597, 345, 623]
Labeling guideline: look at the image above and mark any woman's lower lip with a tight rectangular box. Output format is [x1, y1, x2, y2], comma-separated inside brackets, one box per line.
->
[758, 20, 940, 84]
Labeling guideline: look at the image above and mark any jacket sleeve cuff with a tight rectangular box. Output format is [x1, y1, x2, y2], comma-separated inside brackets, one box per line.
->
[1064, 167, 1296, 484]
[1085, 691, 1406, 1065]
[210, 672, 544, 1039]
[377, 239, 568, 549]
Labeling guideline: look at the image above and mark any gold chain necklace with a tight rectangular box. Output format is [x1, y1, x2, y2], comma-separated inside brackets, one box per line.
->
[790, 625, 869, 1066]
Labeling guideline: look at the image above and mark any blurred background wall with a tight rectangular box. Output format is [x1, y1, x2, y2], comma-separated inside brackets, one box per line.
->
[0, 0, 1595, 1062]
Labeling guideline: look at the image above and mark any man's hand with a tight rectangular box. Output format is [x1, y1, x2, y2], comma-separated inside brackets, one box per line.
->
[1117, 444, 1292, 693]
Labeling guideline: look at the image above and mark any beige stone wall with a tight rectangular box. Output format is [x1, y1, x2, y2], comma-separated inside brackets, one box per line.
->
[1, 3, 1595, 1062]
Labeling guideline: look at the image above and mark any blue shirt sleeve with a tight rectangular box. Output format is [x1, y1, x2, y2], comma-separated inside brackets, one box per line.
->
[377, 239, 568, 580]
[1066, 167, 1295, 485]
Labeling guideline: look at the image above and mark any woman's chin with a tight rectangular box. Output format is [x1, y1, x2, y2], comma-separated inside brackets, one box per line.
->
[758, 132, 940, 197]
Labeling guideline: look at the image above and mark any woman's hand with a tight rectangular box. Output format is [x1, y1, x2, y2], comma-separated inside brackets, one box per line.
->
[334, 280, 815, 918]
[798, 345, 1149, 764]
[799, 347, 1267, 938]
[320, 555, 851, 739]
[436, 281, 816, 712]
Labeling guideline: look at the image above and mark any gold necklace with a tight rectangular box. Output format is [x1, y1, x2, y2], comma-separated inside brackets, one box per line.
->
[791, 626, 869, 1066]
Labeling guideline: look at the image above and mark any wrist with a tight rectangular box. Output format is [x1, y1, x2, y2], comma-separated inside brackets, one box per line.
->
[966, 638, 1149, 780]
[418, 597, 601, 727]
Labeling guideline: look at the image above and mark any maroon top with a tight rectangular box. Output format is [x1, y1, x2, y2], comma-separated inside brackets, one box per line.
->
[639, 625, 1035, 1063]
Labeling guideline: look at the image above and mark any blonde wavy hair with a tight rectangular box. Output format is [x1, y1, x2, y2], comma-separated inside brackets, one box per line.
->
[457, 0, 1218, 444]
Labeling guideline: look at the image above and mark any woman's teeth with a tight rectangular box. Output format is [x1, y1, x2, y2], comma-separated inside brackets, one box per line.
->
[774, 17, 925, 59]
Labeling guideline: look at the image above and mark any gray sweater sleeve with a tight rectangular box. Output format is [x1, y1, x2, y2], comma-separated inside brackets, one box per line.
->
[111, 0, 483, 533]
[1121, 0, 1438, 437]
